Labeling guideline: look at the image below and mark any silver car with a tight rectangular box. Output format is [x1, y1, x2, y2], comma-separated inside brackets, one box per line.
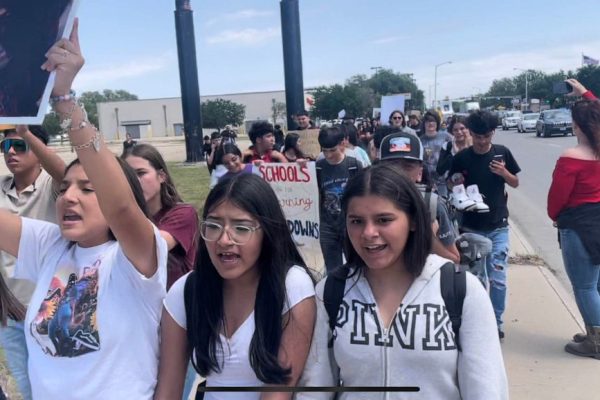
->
[501, 111, 522, 130]
[517, 113, 540, 133]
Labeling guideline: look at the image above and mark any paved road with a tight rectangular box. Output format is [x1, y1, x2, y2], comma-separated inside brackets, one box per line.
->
[493, 126, 576, 289]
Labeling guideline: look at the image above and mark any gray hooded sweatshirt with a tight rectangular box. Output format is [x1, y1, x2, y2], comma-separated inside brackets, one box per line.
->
[297, 254, 507, 400]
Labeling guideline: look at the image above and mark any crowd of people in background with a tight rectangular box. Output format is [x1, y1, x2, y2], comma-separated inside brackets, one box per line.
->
[0, 19, 599, 400]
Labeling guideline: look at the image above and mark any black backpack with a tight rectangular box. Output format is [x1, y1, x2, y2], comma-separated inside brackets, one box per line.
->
[323, 262, 467, 350]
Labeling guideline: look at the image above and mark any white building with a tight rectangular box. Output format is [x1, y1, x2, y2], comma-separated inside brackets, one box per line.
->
[97, 90, 307, 141]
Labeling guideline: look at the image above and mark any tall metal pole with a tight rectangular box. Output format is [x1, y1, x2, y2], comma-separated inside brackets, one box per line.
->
[433, 61, 451, 110]
[280, 0, 305, 130]
[525, 72, 529, 110]
[175, 0, 203, 162]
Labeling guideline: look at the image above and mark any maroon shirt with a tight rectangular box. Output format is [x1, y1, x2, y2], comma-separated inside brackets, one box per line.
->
[153, 203, 199, 289]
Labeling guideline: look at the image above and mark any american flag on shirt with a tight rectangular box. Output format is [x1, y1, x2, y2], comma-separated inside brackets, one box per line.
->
[583, 54, 599, 66]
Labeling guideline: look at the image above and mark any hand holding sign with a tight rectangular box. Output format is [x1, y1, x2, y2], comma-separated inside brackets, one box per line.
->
[42, 18, 83, 97]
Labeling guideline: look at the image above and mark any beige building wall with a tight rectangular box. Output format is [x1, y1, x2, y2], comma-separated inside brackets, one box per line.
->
[98, 90, 290, 141]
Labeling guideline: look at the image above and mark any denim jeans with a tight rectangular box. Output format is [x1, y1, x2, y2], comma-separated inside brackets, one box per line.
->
[559, 228, 600, 326]
[319, 221, 344, 273]
[469, 226, 510, 329]
[0, 320, 32, 400]
[182, 361, 197, 400]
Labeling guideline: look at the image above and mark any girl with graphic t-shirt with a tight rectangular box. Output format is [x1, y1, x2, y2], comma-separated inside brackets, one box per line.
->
[298, 164, 507, 400]
[0, 22, 168, 399]
[155, 174, 316, 400]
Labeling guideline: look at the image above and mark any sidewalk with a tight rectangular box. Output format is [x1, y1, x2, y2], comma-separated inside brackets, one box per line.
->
[504, 222, 600, 400]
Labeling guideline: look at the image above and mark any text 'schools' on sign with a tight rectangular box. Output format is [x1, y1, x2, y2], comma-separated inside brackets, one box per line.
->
[256, 162, 324, 274]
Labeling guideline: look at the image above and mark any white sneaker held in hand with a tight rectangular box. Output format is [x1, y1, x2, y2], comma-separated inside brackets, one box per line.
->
[451, 184, 477, 211]
[466, 184, 490, 213]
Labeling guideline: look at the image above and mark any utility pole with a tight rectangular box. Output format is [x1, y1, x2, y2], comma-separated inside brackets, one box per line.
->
[174, 0, 203, 162]
[434, 61, 452, 110]
[280, 0, 305, 130]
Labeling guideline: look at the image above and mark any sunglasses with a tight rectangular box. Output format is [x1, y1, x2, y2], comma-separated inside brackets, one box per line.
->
[0, 138, 29, 154]
[392, 116, 403, 120]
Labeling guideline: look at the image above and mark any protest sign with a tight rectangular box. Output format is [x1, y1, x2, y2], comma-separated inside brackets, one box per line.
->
[0, 0, 80, 124]
[380, 94, 406, 125]
[256, 162, 324, 274]
[289, 129, 320, 160]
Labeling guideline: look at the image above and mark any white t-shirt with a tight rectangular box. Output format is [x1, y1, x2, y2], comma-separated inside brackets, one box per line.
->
[15, 217, 168, 400]
[164, 265, 315, 400]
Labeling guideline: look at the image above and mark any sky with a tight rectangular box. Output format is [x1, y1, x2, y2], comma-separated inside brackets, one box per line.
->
[73, 0, 600, 106]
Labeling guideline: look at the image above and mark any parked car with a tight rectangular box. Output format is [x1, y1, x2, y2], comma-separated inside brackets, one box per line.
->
[517, 113, 540, 133]
[501, 111, 522, 130]
[535, 109, 572, 137]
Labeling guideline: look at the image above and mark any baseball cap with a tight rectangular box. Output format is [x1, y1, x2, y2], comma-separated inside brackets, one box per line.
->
[379, 132, 424, 162]
[0, 124, 16, 133]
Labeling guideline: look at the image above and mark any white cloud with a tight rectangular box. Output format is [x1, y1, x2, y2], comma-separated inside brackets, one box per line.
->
[74, 52, 174, 90]
[206, 28, 279, 46]
[206, 9, 274, 26]
[371, 36, 404, 45]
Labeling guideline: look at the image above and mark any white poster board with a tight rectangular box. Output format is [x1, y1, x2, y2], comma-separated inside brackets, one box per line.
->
[0, 0, 80, 124]
[380, 94, 406, 125]
[257, 162, 324, 275]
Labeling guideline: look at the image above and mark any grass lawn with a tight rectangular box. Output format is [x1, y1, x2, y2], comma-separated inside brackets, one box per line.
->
[167, 162, 211, 214]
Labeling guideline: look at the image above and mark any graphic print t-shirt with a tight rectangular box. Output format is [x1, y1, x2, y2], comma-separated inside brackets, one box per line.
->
[15, 218, 167, 400]
[317, 156, 357, 226]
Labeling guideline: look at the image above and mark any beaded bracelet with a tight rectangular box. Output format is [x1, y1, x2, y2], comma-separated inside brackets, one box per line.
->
[49, 90, 77, 106]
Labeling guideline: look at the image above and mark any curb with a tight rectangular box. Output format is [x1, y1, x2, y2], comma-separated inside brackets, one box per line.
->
[508, 218, 585, 331]
[508, 218, 536, 256]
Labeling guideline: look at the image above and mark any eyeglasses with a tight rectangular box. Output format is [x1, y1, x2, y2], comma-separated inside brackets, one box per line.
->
[392, 116, 403, 120]
[0, 138, 29, 154]
[200, 220, 261, 245]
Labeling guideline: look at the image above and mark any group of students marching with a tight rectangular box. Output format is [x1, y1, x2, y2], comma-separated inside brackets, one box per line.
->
[1, 20, 599, 400]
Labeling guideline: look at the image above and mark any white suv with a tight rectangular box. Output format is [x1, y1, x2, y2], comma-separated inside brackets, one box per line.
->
[501, 111, 522, 130]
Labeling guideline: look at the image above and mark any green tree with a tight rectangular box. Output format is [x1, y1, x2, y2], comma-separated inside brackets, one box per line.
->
[80, 89, 138, 127]
[576, 65, 600, 98]
[310, 69, 425, 121]
[486, 77, 517, 97]
[271, 100, 286, 126]
[42, 112, 61, 138]
[201, 98, 245, 131]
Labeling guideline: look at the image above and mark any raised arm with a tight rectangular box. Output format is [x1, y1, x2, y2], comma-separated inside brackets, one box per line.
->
[16, 125, 66, 184]
[42, 20, 157, 277]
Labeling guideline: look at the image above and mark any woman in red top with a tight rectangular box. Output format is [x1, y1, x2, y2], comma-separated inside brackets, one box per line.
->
[547, 99, 600, 360]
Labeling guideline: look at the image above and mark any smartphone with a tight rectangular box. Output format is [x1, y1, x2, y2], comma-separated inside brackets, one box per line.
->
[492, 154, 504, 163]
[552, 81, 573, 95]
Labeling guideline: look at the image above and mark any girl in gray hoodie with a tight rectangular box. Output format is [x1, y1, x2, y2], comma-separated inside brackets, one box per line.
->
[298, 164, 507, 399]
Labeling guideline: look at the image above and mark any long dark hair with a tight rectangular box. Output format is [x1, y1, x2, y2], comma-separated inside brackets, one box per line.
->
[122, 143, 183, 210]
[282, 132, 306, 159]
[63, 158, 148, 241]
[338, 163, 432, 279]
[187, 173, 311, 383]
[571, 99, 600, 158]
[0, 275, 25, 326]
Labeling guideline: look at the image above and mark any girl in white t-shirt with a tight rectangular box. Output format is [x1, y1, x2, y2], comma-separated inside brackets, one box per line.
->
[0, 22, 167, 399]
[155, 173, 316, 400]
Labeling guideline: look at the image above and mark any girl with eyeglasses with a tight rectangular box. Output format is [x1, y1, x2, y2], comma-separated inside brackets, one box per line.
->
[155, 173, 316, 399]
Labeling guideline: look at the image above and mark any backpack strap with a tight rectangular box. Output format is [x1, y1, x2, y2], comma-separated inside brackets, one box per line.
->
[440, 262, 467, 351]
[323, 269, 349, 348]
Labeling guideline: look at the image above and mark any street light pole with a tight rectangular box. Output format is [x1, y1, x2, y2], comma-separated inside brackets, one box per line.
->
[434, 61, 452, 109]
[370, 66, 383, 75]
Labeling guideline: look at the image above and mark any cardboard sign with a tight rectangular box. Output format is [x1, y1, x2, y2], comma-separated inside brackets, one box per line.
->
[289, 128, 320, 160]
[0, 0, 80, 124]
[257, 162, 324, 275]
